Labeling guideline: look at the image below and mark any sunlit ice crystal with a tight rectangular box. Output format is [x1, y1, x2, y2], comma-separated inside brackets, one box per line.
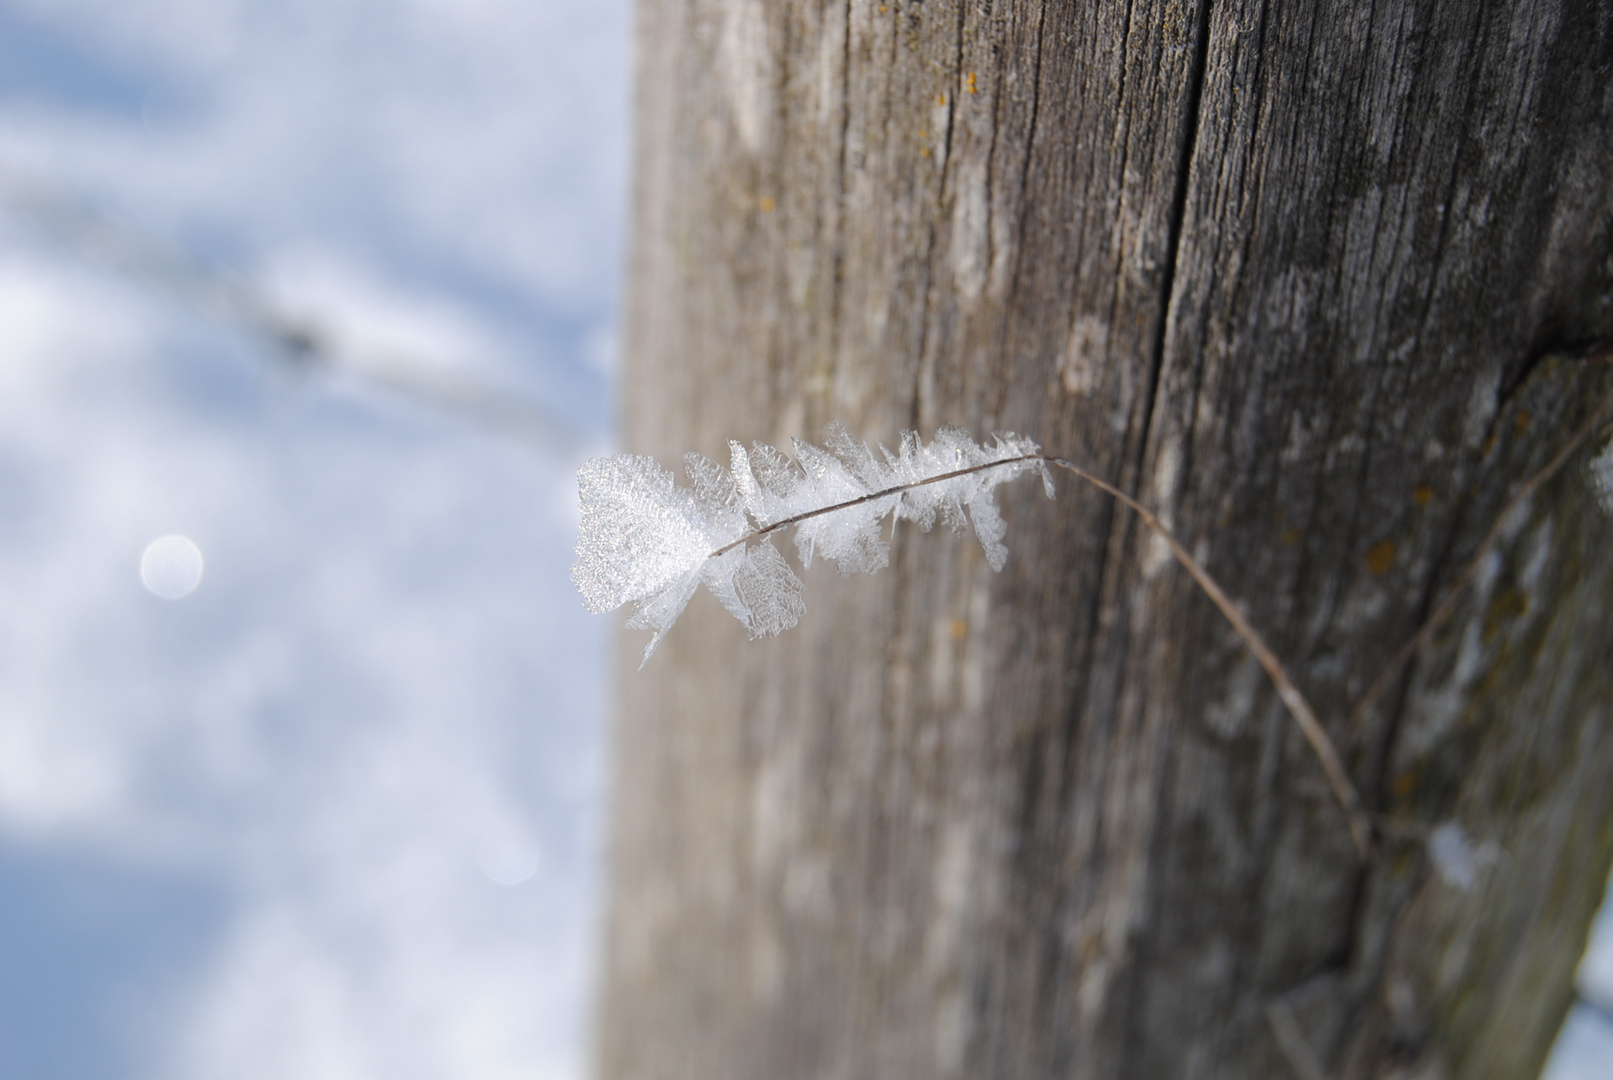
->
[571, 425, 1049, 664]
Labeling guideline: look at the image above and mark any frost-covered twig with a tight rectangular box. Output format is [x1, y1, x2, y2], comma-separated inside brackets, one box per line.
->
[571, 424, 1050, 662]
[572, 424, 1371, 857]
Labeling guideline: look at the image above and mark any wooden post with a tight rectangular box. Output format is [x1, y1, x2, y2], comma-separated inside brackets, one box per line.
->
[599, 2, 1613, 1077]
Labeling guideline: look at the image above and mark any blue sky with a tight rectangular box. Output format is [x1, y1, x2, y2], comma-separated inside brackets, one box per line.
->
[0, 1, 624, 1077]
[0, 3, 1608, 1079]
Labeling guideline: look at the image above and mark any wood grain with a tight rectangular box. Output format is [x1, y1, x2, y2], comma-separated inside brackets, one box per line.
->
[600, 2, 1613, 1077]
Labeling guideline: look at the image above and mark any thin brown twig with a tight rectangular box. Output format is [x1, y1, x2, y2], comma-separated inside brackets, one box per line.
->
[710, 451, 1375, 859]
[1346, 387, 1613, 739]
[708, 457, 1032, 557]
[1045, 458, 1374, 860]
[1266, 997, 1332, 1080]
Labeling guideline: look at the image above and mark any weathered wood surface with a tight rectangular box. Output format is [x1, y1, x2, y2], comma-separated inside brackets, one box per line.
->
[599, 2, 1613, 1078]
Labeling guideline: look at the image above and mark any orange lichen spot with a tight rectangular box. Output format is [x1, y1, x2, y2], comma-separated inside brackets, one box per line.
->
[1366, 539, 1397, 576]
[967, 72, 978, 94]
[1077, 931, 1102, 960]
[920, 146, 931, 157]
[759, 195, 776, 213]
[1513, 408, 1533, 438]
[1483, 588, 1529, 642]
[1392, 770, 1419, 798]
[936, 92, 947, 106]
[1280, 528, 1303, 547]
[1413, 484, 1434, 507]
[949, 617, 967, 641]
[1480, 433, 1498, 457]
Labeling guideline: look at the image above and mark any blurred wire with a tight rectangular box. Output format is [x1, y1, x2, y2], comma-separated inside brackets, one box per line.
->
[0, 164, 594, 459]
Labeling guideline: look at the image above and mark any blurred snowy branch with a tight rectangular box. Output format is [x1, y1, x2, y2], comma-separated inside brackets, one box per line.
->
[0, 164, 590, 457]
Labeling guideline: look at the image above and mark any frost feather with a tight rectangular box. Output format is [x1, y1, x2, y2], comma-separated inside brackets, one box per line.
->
[572, 425, 1049, 662]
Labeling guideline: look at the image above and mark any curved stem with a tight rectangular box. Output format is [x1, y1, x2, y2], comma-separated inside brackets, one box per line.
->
[1045, 458, 1373, 859]
[710, 451, 1374, 859]
[709, 455, 1045, 557]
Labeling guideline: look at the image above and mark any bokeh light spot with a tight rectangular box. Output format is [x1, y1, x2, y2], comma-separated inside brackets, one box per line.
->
[140, 535, 204, 599]
[477, 841, 541, 886]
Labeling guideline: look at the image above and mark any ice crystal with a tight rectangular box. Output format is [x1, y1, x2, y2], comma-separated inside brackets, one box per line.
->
[572, 423, 1051, 664]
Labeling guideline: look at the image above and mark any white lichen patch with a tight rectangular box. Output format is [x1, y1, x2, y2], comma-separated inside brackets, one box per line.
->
[1591, 433, 1613, 515]
[720, 0, 771, 151]
[1060, 315, 1109, 397]
[1429, 822, 1500, 892]
[951, 157, 989, 301]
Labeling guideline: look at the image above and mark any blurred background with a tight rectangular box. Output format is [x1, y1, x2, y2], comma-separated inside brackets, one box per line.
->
[0, 1, 622, 1077]
[0, 3, 1608, 1079]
